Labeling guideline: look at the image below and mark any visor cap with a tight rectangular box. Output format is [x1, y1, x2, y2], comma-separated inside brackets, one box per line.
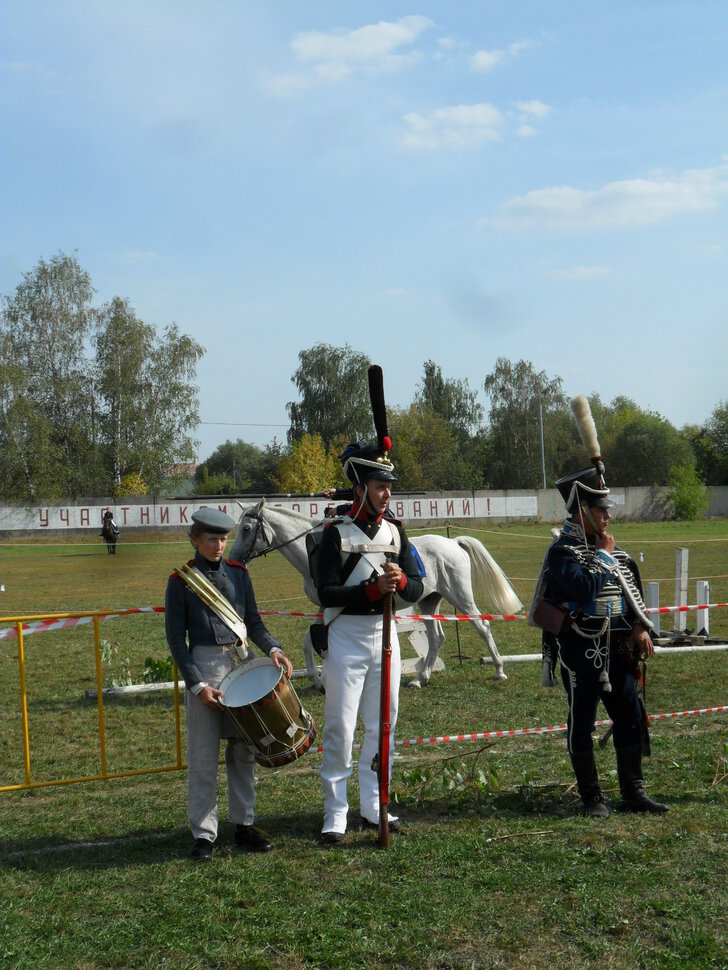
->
[191, 508, 236, 534]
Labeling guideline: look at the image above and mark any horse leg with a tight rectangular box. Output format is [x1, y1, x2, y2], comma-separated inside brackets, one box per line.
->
[407, 619, 445, 689]
[405, 595, 445, 688]
[471, 618, 507, 680]
[302, 627, 325, 693]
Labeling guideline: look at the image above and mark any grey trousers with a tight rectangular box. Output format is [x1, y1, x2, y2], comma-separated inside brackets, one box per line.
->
[186, 645, 256, 841]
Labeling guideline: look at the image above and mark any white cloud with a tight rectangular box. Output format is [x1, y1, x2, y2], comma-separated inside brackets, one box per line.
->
[4, 59, 55, 80]
[515, 99, 551, 119]
[259, 71, 313, 99]
[550, 265, 611, 280]
[690, 242, 725, 258]
[489, 161, 728, 229]
[471, 39, 534, 72]
[470, 49, 505, 72]
[290, 15, 433, 78]
[402, 102, 502, 150]
[514, 101, 551, 137]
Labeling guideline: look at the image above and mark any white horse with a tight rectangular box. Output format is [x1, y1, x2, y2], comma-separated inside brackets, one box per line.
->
[230, 498, 523, 692]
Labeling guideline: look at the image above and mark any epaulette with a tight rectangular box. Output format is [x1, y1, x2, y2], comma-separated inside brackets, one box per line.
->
[169, 558, 195, 579]
[225, 559, 248, 571]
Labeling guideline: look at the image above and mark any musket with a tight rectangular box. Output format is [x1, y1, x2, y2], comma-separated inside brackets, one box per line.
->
[377, 590, 393, 848]
[368, 363, 394, 848]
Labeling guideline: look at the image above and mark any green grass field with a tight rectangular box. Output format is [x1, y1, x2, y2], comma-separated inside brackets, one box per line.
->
[1, 520, 727, 969]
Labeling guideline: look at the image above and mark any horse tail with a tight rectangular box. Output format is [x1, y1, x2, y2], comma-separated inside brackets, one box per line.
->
[454, 537, 523, 614]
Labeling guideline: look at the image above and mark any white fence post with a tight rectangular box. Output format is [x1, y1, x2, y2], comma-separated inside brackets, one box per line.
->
[696, 580, 710, 637]
[647, 582, 660, 637]
[674, 548, 689, 634]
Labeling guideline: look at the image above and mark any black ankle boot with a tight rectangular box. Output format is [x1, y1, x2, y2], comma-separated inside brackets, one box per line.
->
[570, 749, 609, 818]
[615, 745, 669, 814]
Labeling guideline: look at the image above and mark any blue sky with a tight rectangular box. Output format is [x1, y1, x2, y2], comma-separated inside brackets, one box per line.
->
[2, 2, 727, 462]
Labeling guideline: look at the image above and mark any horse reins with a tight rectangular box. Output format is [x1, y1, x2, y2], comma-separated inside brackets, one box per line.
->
[240, 512, 319, 563]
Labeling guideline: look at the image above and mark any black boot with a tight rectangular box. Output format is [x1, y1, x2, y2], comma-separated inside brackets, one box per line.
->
[615, 745, 669, 814]
[570, 749, 609, 818]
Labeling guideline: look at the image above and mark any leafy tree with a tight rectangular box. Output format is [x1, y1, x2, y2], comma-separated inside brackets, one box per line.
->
[0, 252, 96, 498]
[0, 253, 205, 500]
[606, 412, 695, 486]
[415, 360, 484, 438]
[195, 438, 282, 494]
[137, 323, 204, 489]
[94, 300, 203, 491]
[388, 405, 484, 491]
[687, 402, 728, 485]
[194, 470, 237, 495]
[483, 358, 575, 488]
[94, 297, 156, 488]
[0, 347, 66, 499]
[271, 433, 346, 493]
[286, 343, 372, 448]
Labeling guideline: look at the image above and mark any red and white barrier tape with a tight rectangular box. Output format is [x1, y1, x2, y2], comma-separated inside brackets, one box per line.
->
[0, 607, 165, 641]
[1, 601, 726, 642]
[308, 704, 728, 754]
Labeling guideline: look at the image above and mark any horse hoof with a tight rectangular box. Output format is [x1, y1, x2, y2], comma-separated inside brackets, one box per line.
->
[405, 679, 423, 689]
[495, 671, 508, 681]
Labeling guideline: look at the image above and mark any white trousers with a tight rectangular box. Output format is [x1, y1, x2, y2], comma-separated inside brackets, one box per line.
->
[320, 613, 401, 833]
[186, 645, 256, 841]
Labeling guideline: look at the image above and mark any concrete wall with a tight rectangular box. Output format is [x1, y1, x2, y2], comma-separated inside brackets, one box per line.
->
[0, 485, 725, 537]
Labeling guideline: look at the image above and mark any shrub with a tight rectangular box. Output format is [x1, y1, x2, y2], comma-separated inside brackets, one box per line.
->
[663, 465, 711, 520]
[114, 473, 149, 497]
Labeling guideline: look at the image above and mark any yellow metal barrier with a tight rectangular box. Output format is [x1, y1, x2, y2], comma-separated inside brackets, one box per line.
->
[0, 610, 185, 793]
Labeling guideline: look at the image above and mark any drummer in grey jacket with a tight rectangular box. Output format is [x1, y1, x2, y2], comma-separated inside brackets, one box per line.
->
[165, 508, 292, 862]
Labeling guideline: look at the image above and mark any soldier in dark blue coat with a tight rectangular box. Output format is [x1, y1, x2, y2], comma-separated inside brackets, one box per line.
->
[534, 468, 668, 818]
[165, 508, 292, 861]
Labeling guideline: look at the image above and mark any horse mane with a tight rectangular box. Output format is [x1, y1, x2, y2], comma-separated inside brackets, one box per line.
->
[248, 500, 324, 527]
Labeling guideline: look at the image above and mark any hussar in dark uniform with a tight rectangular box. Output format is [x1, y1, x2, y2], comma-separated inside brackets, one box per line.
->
[533, 468, 669, 817]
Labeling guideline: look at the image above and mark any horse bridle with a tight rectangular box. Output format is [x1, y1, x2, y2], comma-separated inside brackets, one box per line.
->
[239, 509, 318, 563]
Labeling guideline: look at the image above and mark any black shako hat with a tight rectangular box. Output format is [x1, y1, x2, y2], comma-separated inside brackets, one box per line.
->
[555, 467, 614, 513]
[340, 441, 396, 485]
[191, 508, 236, 534]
